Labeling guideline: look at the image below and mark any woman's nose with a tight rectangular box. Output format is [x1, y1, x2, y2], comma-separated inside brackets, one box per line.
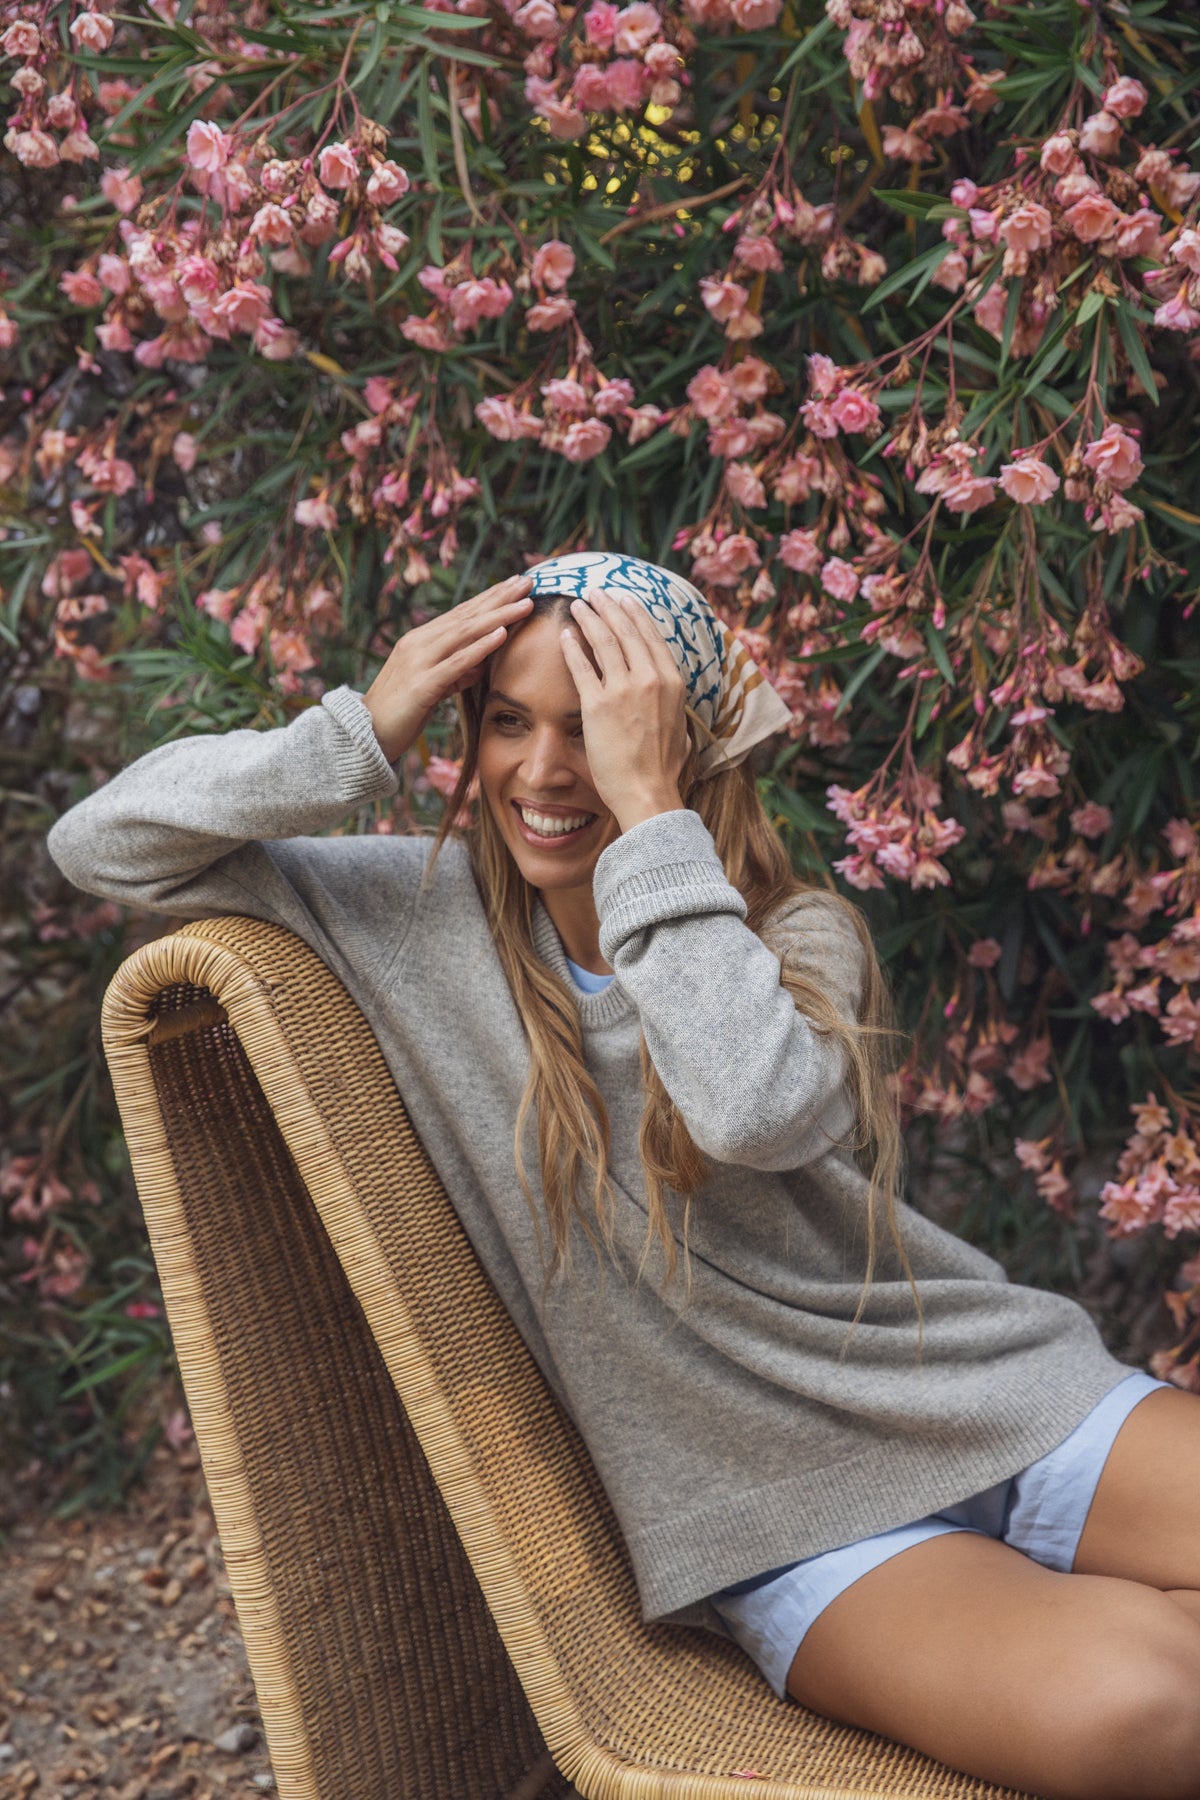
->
[521, 727, 578, 787]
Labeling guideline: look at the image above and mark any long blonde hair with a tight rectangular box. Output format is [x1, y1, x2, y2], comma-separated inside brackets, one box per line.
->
[422, 592, 924, 1358]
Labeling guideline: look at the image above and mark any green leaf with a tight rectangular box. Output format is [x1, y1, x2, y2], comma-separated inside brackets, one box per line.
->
[923, 618, 955, 685]
[1115, 301, 1159, 407]
[834, 643, 887, 718]
[1075, 288, 1107, 325]
[861, 242, 955, 314]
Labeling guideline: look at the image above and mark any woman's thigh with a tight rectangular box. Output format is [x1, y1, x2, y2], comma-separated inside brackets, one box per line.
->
[1073, 1387, 1200, 1588]
[785, 1530, 1200, 1800]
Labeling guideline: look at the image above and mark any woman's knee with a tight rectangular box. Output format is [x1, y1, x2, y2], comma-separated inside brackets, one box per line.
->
[1056, 1587, 1200, 1800]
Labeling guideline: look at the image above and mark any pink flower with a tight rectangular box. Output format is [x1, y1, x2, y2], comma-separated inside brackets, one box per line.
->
[687, 365, 737, 421]
[560, 418, 611, 462]
[535, 94, 588, 139]
[1082, 423, 1143, 489]
[998, 456, 1060, 504]
[1070, 802, 1112, 838]
[1064, 192, 1122, 242]
[69, 11, 115, 51]
[777, 529, 823, 573]
[1153, 288, 1200, 332]
[295, 495, 339, 530]
[185, 120, 231, 174]
[612, 1, 660, 52]
[12, 129, 58, 168]
[60, 123, 100, 163]
[726, 462, 767, 508]
[627, 404, 663, 444]
[606, 56, 648, 109]
[541, 376, 588, 413]
[212, 282, 272, 334]
[731, 0, 782, 24]
[593, 377, 634, 415]
[1000, 203, 1053, 254]
[269, 627, 317, 675]
[514, 0, 562, 35]
[100, 166, 142, 212]
[197, 587, 239, 623]
[401, 315, 452, 351]
[820, 557, 860, 601]
[1104, 76, 1148, 119]
[172, 432, 197, 472]
[1078, 111, 1121, 159]
[1040, 132, 1077, 174]
[828, 386, 881, 433]
[230, 603, 269, 656]
[1, 20, 40, 55]
[805, 352, 839, 398]
[60, 269, 105, 307]
[700, 276, 749, 323]
[448, 277, 513, 331]
[531, 238, 575, 290]
[940, 473, 996, 514]
[318, 141, 359, 189]
[366, 159, 411, 204]
[95, 319, 132, 351]
[97, 252, 130, 293]
[968, 938, 1003, 969]
[1171, 228, 1200, 276]
[527, 295, 575, 330]
[690, 531, 761, 587]
[584, 1, 618, 45]
[1114, 210, 1163, 259]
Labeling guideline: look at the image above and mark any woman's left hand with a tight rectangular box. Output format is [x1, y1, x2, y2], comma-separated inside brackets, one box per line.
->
[559, 586, 691, 832]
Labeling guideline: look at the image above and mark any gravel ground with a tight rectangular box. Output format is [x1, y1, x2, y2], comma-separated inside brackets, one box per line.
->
[0, 1442, 270, 1800]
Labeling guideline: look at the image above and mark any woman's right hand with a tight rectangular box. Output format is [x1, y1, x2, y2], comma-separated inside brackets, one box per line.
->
[362, 573, 535, 763]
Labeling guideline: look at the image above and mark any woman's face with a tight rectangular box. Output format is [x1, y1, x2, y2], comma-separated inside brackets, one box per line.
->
[476, 608, 623, 892]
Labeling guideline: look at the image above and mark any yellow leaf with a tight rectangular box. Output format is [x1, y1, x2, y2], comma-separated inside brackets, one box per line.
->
[1150, 500, 1200, 527]
[736, 51, 755, 133]
[858, 98, 883, 167]
[305, 351, 351, 379]
[1150, 183, 1183, 225]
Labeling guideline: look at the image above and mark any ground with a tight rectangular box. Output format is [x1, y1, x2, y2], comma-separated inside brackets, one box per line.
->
[0, 1440, 269, 1800]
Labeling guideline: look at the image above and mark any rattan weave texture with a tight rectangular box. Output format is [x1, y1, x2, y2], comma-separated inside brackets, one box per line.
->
[102, 916, 1043, 1800]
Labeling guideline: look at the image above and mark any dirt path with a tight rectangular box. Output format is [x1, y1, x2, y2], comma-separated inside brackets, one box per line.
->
[1, 1443, 268, 1800]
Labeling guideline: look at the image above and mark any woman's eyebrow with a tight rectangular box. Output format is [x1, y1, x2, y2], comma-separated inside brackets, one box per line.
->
[488, 689, 583, 720]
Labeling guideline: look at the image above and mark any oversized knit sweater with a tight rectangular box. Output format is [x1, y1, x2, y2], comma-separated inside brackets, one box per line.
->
[47, 685, 1135, 1633]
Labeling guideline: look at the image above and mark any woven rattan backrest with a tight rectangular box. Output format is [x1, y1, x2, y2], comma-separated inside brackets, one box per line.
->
[104, 916, 1037, 1800]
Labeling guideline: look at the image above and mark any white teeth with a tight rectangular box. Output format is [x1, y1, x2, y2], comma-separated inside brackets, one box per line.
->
[518, 807, 594, 836]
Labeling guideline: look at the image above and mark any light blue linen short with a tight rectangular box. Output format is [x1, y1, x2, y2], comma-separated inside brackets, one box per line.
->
[710, 1369, 1172, 1699]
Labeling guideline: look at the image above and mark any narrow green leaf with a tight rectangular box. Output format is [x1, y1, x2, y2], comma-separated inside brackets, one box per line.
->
[923, 619, 955, 686]
[1115, 301, 1159, 407]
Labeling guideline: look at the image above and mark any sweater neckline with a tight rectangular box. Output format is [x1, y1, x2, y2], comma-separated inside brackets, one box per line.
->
[531, 897, 636, 1029]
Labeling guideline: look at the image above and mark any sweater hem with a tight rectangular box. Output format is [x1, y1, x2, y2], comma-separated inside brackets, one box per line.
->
[632, 1349, 1137, 1623]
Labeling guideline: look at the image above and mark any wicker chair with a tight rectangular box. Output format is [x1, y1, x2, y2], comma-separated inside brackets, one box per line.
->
[102, 915, 1039, 1800]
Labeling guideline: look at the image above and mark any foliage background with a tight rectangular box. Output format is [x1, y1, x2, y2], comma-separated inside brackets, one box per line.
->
[2, 0, 1198, 1515]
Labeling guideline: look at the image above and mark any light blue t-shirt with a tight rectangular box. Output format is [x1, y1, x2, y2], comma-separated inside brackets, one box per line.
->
[565, 955, 614, 994]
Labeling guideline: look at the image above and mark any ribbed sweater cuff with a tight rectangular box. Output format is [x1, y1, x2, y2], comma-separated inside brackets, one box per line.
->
[593, 808, 746, 964]
[320, 685, 402, 804]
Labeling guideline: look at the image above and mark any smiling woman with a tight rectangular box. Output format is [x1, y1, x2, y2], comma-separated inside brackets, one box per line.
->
[45, 549, 1199, 1800]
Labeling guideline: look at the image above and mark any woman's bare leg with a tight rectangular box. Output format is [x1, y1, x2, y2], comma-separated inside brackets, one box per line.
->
[784, 1531, 1200, 1800]
[1073, 1388, 1200, 1591]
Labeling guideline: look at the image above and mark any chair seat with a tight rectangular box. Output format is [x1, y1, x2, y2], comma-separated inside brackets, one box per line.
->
[102, 915, 1040, 1800]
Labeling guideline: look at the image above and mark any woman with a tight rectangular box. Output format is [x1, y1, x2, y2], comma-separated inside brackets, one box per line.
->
[48, 551, 1200, 1800]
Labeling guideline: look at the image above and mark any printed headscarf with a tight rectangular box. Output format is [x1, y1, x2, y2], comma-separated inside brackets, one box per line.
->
[525, 551, 793, 780]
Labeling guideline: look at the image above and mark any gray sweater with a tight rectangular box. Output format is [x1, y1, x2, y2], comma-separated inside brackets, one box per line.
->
[47, 686, 1134, 1632]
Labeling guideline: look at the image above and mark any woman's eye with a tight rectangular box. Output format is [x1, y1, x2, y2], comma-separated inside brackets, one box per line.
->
[489, 713, 584, 737]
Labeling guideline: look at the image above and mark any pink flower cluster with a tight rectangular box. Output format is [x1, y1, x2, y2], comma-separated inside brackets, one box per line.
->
[827, 772, 966, 892]
[519, 0, 691, 141]
[2, 7, 108, 169]
[1099, 1098, 1200, 1242]
[825, 0, 1000, 114]
[1090, 822, 1200, 1054]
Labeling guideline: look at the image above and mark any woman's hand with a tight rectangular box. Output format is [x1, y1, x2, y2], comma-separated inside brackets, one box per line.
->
[559, 586, 690, 832]
[362, 574, 534, 762]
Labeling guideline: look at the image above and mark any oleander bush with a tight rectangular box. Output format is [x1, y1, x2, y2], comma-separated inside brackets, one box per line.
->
[2, 0, 1199, 1510]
